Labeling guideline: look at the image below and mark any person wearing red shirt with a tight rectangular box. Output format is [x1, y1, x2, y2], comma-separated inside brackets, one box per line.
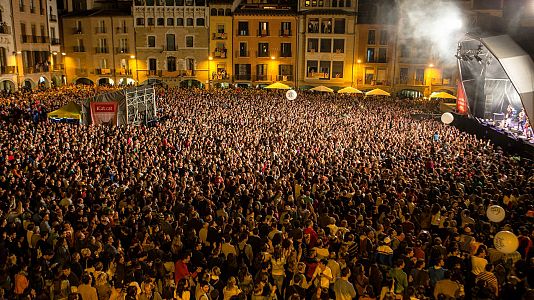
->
[303, 220, 319, 248]
[174, 252, 202, 284]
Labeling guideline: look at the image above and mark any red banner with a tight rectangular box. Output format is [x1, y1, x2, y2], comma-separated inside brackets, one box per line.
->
[90, 102, 118, 125]
[456, 81, 468, 115]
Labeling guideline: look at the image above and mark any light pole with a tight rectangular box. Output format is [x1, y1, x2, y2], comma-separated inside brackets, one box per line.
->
[355, 59, 361, 88]
[208, 56, 213, 89]
[130, 55, 138, 85]
[428, 63, 434, 96]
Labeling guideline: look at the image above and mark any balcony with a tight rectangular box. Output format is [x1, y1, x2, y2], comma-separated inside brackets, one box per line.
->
[280, 29, 292, 37]
[431, 78, 453, 86]
[256, 50, 270, 58]
[147, 70, 162, 76]
[75, 68, 88, 76]
[51, 38, 60, 45]
[117, 69, 132, 75]
[24, 65, 49, 73]
[95, 47, 109, 54]
[50, 14, 57, 22]
[253, 75, 270, 81]
[39, 36, 50, 43]
[307, 72, 330, 80]
[234, 74, 251, 81]
[212, 32, 227, 40]
[257, 30, 270, 37]
[96, 27, 106, 34]
[280, 51, 292, 58]
[163, 45, 177, 51]
[276, 75, 293, 82]
[73, 46, 86, 52]
[95, 68, 114, 75]
[52, 64, 64, 71]
[30, 7, 36, 13]
[116, 47, 129, 54]
[235, 50, 249, 58]
[0, 66, 16, 74]
[211, 73, 230, 80]
[213, 48, 227, 58]
[237, 30, 249, 36]
[116, 27, 128, 34]
[0, 25, 11, 35]
[73, 28, 83, 34]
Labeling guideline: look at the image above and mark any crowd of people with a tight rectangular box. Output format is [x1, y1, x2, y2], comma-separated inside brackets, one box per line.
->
[0, 85, 533, 300]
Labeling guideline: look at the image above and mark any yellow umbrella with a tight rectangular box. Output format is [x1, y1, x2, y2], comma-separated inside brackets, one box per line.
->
[338, 87, 364, 94]
[264, 82, 291, 90]
[365, 88, 391, 97]
[310, 85, 334, 93]
[430, 91, 457, 99]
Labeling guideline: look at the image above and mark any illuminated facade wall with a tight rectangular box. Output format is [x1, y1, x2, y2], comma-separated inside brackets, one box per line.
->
[208, 2, 233, 87]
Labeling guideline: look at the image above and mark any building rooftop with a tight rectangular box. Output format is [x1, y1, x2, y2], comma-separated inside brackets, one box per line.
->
[62, 8, 132, 18]
[301, 8, 357, 16]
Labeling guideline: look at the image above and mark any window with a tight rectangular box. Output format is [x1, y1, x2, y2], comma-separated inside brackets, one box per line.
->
[21, 23, 26, 35]
[400, 44, 409, 58]
[217, 24, 225, 33]
[167, 18, 174, 26]
[259, 22, 269, 36]
[239, 42, 248, 57]
[148, 36, 156, 47]
[368, 30, 375, 45]
[415, 68, 424, 83]
[332, 61, 343, 78]
[376, 68, 386, 84]
[76, 21, 82, 31]
[136, 18, 145, 26]
[365, 68, 374, 84]
[281, 22, 291, 36]
[196, 18, 205, 26]
[211, 8, 217, 16]
[119, 38, 128, 52]
[346, 0, 351, 7]
[281, 43, 291, 57]
[308, 19, 319, 33]
[176, 0, 184, 5]
[307, 38, 318, 52]
[366, 48, 375, 62]
[320, 39, 331, 53]
[177, 18, 184, 26]
[380, 30, 388, 45]
[149, 58, 157, 71]
[218, 8, 224, 16]
[307, 60, 318, 76]
[186, 58, 194, 71]
[334, 19, 345, 34]
[305, 0, 310, 6]
[186, 36, 193, 47]
[279, 64, 292, 77]
[333, 39, 344, 53]
[19, 0, 24, 11]
[186, 18, 193, 26]
[319, 61, 330, 79]
[185, 0, 193, 5]
[258, 43, 269, 57]
[166, 34, 175, 51]
[167, 56, 176, 72]
[225, 9, 231, 16]
[256, 64, 267, 80]
[238, 22, 249, 36]
[157, 18, 164, 26]
[378, 48, 387, 63]
[321, 19, 332, 34]
[400, 67, 408, 84]
[147, 18, 154, 26]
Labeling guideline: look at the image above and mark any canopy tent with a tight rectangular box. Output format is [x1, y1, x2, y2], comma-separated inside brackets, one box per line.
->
[47, 101, 82, 120]
[430, 91, 457, 99]
[264, 82, 291, 89]
[310, 85, 334, 93]
[365, 88, 391, 96]
[338, 87, 363, 94]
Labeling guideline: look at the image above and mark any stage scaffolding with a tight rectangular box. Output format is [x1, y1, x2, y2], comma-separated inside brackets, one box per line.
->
[125, 86, 157, 125]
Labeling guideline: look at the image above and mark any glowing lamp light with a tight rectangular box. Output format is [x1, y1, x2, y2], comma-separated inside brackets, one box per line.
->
[271, 56, 276, 60]
[61, 52, 66, 56]
[208, 56, 213, 61]
[52, 52, 58, 55]
[428, 64, 434, 68]
[130, 55, 136, 59]
[357, 59, 362, 63]
[16, 51, 22, 54]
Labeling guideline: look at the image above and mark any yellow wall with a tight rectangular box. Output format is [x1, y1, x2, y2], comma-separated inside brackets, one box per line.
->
[209, 7, 233, 87]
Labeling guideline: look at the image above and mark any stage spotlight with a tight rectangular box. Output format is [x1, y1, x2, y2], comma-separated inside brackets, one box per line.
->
[474, 55, 483, 63]
[461, 55, 469, 61]
[455, 54, 461, 60]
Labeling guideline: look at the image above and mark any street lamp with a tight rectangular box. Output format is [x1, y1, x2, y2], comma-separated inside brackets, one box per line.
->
[355, 59, 362, 88]
[208, 56, 213, 89]
[427, 63, 435, 95]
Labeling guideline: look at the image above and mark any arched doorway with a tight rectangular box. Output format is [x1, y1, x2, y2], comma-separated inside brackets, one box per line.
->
[98, 78, 114, 86]
[76, 78, 94, 85]
[180, 79, 204, 89]
[52, 76, 62, 88]
[38, 76, 50, 89]
[118, 78, 135, 86]
[22, 79, 34, 90]
[0, 80, 15, 92]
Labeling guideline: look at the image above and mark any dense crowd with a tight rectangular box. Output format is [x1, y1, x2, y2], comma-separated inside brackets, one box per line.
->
[0, 85, 533, 300]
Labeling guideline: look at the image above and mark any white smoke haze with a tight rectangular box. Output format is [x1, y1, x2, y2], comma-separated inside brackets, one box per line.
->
[397, 0, 466, 63]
